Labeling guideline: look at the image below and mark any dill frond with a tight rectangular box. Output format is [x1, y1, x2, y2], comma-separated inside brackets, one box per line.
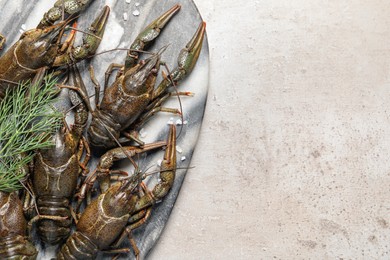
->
[0, 75, 62, 192]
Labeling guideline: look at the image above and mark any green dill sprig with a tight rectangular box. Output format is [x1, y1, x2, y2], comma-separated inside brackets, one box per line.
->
[0, 75, 62, 192]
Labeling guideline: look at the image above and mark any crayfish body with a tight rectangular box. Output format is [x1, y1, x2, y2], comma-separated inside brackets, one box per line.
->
[88, 52, 162, 149]
[28, 67, 90, 246]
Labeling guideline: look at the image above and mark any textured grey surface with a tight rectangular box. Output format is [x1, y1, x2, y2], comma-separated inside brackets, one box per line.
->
[150, 0, 390, 259]
[0, 0, 208, 259]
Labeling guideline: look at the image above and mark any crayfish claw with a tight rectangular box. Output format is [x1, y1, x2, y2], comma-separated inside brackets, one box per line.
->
[133, 125, 177, 212]
[53, 6, 110, 66]
[162, 124, 177, 170]
[75, 5, 110, 58]
[153, 21, 206, 99]
[180, 21, 207, 73]
[152, 124, 177, 201]
[37, 0, 95, 29]
[125, 4, 181, 70]
[148, 4, 181, 31]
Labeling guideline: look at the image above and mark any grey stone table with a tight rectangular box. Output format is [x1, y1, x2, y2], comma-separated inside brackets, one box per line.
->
[0, 0, 209, 259]
[151, 1, 390, 259]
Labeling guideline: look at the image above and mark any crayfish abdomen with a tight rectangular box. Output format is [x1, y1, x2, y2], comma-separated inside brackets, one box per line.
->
[34, 197, 73, 245]
[57, 231, 98, 259]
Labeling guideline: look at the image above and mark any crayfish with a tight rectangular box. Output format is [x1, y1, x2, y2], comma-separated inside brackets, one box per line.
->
[86, 4, 206, 149]
[0, 0, 109, 100]
[24, 66, 91, 246]
[58, 125, 177, 260]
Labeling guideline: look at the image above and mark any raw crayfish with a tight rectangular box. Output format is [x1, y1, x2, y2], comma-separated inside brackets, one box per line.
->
[0, 0, 109, 100]
[86, 4, 206, 149]
[25, 66, 90, 246]
[58, 125, 177, 260]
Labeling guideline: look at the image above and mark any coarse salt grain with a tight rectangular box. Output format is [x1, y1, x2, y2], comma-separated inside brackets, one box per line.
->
[176, 145, 183, 154]
[156, 159, 162, 167]
[167, 117, 174, 125]
[139, 128, 147, 138]
[123, 12, 128, 21]
[181, 156, 186, 161]
[132, 9, 140, 16]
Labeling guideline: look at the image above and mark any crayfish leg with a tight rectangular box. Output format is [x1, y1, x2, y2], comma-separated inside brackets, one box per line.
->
[153, 21, 206, 99]
[111, 218, 148, 260]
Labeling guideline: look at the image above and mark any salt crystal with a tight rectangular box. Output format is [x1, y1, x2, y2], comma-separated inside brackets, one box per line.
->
[132, 9, 140, 16]
[125, 0, 131, 3]
[21, 24, 26, 31]
[176, 119, 188, 125]
[176, 145, 183, 154]
[123, 12, 128, 21]
[139, 128, 147, 138]
[167, 117, 174, 125]
[180, 156, 186, 161]
[156, 159, 162, 167]
[135, 2, 140, 6]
